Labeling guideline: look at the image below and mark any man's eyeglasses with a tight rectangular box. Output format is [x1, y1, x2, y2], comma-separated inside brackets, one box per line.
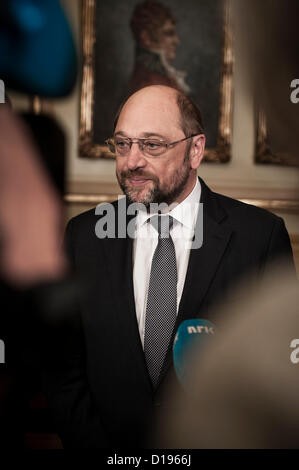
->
[105, 134, 200, 158]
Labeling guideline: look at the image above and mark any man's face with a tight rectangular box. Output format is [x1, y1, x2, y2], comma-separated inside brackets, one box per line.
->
[115, 87, 195, 208]
[149, 20, 179, 62]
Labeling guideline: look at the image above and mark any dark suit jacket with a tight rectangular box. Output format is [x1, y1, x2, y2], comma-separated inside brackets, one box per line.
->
[44, 178, 295, 448]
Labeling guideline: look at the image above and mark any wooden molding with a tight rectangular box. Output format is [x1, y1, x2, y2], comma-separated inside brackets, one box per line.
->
[64, 193, 299, 213]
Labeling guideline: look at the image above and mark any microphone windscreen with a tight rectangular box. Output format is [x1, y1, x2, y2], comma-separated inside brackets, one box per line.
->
[0, 0, 77, 97]
[173, 319, 216, 386]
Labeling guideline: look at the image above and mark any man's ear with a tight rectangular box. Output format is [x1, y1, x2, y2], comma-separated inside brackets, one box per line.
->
[190, 134, 206, 169]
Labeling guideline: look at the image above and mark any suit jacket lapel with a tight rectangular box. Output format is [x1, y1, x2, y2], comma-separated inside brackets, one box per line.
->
[176, 184, 232, 324]
[101, 203, 153, 395]
[156, 178, 233, 391]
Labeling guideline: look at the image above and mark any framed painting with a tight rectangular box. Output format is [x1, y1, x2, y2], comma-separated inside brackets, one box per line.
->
[256, 110, 299, 167]
[79, 0, 234, 162]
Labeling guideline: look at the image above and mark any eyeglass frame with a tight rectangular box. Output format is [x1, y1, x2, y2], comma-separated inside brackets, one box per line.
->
[105, 133, 201, 157]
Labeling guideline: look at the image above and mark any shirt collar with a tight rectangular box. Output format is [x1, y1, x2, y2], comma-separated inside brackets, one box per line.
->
[135, 177, 201, 231]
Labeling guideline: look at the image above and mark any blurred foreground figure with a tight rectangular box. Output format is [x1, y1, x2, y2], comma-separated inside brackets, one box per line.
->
[156, 266, 299, 449]
[0, 0, 77, 282]
[0, 0, 77, 448]
[0, 104, 67, 285]
[0, 103, 71, 450]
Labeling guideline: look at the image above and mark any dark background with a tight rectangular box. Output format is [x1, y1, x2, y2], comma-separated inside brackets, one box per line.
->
[93, 0, 223, 149]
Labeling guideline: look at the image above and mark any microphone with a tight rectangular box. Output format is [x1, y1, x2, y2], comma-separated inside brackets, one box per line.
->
[0, 0, 77, 97]
[173, 319, 216, 386]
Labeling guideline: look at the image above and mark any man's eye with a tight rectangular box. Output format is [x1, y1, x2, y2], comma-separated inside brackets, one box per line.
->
[115, 140, 129, 148]
[144, 141, 162, 149]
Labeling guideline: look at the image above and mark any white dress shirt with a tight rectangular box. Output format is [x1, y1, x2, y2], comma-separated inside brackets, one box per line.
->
[132, 178, 201, 347]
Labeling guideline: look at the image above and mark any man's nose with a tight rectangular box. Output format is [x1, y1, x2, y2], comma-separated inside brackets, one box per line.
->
[126, 142, 147, 170]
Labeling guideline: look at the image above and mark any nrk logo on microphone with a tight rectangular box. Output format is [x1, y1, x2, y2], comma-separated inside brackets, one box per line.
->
[173, 319, 216, 385]
[186, 323, 215, 335]
[0, 80, 5, 104]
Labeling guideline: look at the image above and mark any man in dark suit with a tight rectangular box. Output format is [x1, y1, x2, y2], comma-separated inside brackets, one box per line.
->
[44, 85, 295, 448]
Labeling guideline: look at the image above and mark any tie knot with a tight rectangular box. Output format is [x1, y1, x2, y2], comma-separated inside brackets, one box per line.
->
[149, 215, 174, 238]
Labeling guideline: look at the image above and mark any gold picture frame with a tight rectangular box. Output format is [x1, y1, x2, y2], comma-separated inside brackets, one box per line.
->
[256, 109, 299, 167]
[79, 0, 234, 163]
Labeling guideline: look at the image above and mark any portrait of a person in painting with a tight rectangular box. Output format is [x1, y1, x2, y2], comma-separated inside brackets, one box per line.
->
[128, 0, 191, 95]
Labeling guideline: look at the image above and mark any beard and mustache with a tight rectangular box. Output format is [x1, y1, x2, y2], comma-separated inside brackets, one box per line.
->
[116, 146, 192, 208]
